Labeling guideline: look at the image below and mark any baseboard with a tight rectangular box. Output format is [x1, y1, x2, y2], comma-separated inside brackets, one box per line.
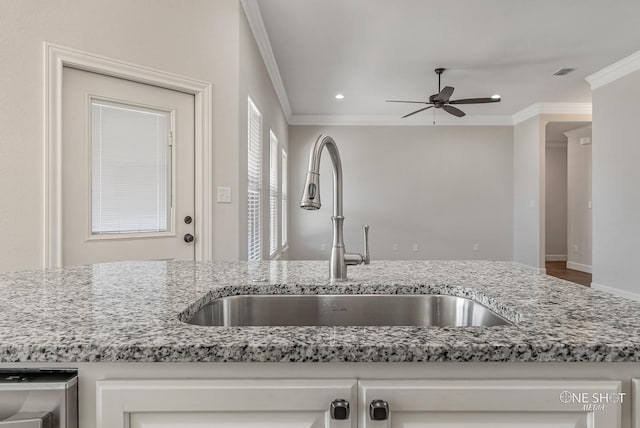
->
[566, 261, 592, 273]
[512, 262, 547, 274]
[592, 282, 640, 302]
[545, 254, 568, 262]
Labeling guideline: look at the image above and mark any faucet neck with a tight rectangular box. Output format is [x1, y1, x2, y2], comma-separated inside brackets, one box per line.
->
[307, 134, 343, 217]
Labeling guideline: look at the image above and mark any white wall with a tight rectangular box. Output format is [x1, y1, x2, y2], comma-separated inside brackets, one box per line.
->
[287, 125, 513, 261]
[239, 10, 289, 261]
[0, 0, 243, 272]
[592, 69, 640, 297]
[544, 142, 568, 260]
[566, 125, 592, 273]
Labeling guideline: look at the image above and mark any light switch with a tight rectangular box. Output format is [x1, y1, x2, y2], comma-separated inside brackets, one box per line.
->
[588, 201, 592, 209]
[216, 187, 231, 203]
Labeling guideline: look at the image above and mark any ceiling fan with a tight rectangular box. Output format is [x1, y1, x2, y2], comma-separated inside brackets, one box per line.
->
[386, 68, 501, 118]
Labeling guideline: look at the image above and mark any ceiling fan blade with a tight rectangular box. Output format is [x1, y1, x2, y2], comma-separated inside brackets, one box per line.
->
[433, 86, 455, 102]
[442, 105, 466, 117]
[402, 105, 433, 118]
[449, 97, 500, 105]
[386, 100, 431, 104]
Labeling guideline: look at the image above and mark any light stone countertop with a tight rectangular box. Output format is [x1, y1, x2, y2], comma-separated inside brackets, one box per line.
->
[0, 260, 638, 363]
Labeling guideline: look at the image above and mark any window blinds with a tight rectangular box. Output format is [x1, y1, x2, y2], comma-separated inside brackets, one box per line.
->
[247, 98, 262, 261]
[91, 100, 171, 235]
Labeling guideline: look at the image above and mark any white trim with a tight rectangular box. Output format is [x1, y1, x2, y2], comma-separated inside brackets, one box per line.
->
[241, 0, 292, 121]
[545, 254, 567, 262]
[563, 124, 592, 138]
[566, 261, 592, 274]
[44, 43, 213, 268]
[512, 103, 592, 125]
[586, 49, 640, 89]
[512, 262, 546, 274]
[290, 114, 513, 126]
[592, 282, 640, 302]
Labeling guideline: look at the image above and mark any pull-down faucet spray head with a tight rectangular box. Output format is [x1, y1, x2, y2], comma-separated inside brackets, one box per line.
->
[300, 171, 321, 210]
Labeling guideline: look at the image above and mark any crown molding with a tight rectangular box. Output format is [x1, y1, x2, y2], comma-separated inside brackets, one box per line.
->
[289, 114, 514, 126]
[586, 49, 640, 90]
[563, 124, 592, 138]
[512, 103, 592, 125]
[240, 0, 292, 121]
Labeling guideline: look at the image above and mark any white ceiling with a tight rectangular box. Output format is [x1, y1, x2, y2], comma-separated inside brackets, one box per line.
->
[256, 0, 640, 122]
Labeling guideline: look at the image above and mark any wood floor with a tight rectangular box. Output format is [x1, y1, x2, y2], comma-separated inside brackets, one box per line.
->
[545, 261, 591, 287]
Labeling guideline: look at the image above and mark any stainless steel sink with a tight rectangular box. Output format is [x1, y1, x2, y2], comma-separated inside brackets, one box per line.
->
[185, 294, 512, 327]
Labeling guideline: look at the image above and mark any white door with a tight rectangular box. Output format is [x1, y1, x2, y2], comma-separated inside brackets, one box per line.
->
[358, 379, 622, 428]
[61, 67, 195, 265]
[96, 379, 357, 428]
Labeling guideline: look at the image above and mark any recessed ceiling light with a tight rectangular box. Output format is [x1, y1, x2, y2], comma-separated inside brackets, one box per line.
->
[491, 94, 501, 100]
[335, 93, 345, 100]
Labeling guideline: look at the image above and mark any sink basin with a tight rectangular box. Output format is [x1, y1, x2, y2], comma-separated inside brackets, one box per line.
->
[185, 294, 512, 327]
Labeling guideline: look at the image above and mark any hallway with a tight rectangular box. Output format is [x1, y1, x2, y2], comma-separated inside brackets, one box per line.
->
[546, 261, 591, 287]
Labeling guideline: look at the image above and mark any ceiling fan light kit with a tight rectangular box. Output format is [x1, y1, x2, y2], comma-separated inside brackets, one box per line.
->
[386, 67, 501, 119]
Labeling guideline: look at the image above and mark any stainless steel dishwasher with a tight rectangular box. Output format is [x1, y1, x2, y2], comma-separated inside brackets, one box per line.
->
[0, 370, 77, 428]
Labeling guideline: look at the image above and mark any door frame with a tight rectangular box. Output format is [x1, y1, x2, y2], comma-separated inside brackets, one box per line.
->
[44, 43, 213, 267]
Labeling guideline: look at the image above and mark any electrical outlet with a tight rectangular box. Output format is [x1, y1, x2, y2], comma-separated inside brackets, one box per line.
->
[573, 244, 579, 253]
[392, 243, 399, 251]
[412, 243, 419, 252]
[321, 243, 328, 251]
[529, 200, 537, 208]
[473, 243, 479, 251]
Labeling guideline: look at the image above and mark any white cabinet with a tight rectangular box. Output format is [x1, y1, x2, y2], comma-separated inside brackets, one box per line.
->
[97, 378, 623, 428]
[96, 378, 357, 428]
[358, 379, 622, 428]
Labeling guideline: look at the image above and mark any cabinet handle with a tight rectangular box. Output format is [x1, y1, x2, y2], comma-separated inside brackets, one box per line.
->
[330, 398, 350, 420]
[369, 399, 390, 421]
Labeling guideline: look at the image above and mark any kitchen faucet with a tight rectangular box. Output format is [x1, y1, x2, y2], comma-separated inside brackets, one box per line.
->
[300, 134, 370, 281]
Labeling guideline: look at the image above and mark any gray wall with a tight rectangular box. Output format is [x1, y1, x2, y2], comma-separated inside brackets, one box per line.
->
[592, 69, 640, 297]
[513, 114, 592, 272]
[545, 142, 568, 260]
[287, 125, 513, 261]
[513, 116, 542, 270]
[566, 125, 592, 272]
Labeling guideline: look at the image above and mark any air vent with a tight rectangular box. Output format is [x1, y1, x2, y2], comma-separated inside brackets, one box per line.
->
[553, 68, 576, 76]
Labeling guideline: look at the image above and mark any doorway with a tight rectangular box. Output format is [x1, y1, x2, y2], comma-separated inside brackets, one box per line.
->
[544, 121, 592, 286]
[61, 67, 195, 266]
[45, 44, 213, 268]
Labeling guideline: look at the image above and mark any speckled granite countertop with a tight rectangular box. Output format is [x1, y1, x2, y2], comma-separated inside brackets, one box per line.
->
[1, 260, 639, 363]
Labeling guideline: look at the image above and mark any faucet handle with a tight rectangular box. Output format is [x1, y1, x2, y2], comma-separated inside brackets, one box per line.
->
[362, 225, 370, 265]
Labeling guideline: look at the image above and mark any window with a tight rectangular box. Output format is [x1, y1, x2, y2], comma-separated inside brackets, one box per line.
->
[247, 97, 262, 261]
[269, 131, 279, 257]
[91, 99, 171, 235]
[281, 148, 288, 248]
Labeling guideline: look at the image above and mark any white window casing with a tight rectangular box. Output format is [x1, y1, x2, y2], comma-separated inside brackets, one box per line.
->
[281, 148, 288, 248]
[269, 131, 279, 257]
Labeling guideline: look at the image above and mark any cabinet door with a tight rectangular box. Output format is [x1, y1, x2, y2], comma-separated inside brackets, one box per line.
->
[97, 378, 357, 428]
[358, 379, 622, 428]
